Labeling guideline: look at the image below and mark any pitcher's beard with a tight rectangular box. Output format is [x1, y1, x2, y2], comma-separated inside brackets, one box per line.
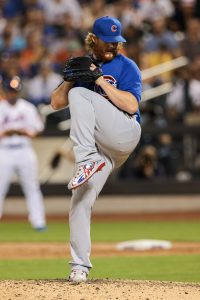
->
[104, 52, 114, 60]
[93, 48, 118, 62]
[103, 51, 117, 61]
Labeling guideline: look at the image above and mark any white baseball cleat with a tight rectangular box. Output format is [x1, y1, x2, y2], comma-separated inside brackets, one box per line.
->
[69, 269, 88, 283]
[68, 159, 105, 190]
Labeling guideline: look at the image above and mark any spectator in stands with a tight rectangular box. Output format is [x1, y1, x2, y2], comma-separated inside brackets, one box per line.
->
[141, 17, 181, 88]
[194, 153, 200, 178]
[168, 0, 187, 32]
[139, 0, 175, 23]
[40, 0, 82, 29]
[165, 58, 200, 124]
[194, 0, 200, 19]
[133, 145, 160, 179]
[0, 75, 4, 100]
[0, 53, 23, 80]
[27, 59, 63, 105]
[142, 43, 174, 87]
[179, 0, 196, 24]
[52, 13, 85, 67]
[123, 24, 143, 66]
[112, 0, 143, 30]
[81, 0, 113, 31]
[157, 133, 176, 177]
[23, 7, 49, 39]
[180, 18, 200, 61]
[0, 21, 26, 55]
[20, 29, 47, 77]
[118, 145, 161, 180]
[2, 0, 25, 18]
[143, 17, 180, 56]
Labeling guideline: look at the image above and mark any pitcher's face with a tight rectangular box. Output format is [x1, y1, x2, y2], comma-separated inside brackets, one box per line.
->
[93, 37, 119, 62]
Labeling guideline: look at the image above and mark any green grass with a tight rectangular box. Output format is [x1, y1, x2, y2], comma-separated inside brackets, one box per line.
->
[0, 222, 69, 242]
[1, 221, 200, 282]
[0, 221, 200, 242]
[91, 221, 200, 242]
[0, 255, 200, 282]
[93, 255, 200, 282]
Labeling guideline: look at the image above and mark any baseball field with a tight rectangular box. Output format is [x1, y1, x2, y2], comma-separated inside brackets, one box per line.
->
[0, 217, 200, 299]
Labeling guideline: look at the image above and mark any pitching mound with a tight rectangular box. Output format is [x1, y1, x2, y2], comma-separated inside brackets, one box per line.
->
[0, 279, 200, 300]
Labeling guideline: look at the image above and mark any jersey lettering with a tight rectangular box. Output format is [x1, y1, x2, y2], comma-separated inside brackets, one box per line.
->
[95, 75, 117, 98]
[2, 114, 25, 126]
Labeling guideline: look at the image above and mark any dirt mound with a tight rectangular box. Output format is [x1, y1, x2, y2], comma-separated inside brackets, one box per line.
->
[0, 279, 200, 300]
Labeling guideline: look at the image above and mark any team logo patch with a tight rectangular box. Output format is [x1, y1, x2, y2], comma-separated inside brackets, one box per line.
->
[111, 25, 117, 32]
[95, 75, 117, 98]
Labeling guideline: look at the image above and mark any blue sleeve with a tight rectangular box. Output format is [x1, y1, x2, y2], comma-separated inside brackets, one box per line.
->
[118, 61, 142, 103]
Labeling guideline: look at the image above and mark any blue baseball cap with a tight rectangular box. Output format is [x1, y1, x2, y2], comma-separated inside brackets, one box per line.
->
[93, 16, 126, 43]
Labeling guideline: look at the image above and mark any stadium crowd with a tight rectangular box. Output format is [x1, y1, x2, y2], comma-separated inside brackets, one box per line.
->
[0, 0, 200, 181]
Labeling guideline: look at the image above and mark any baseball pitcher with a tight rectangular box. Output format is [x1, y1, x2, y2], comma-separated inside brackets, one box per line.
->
[51, 16, 142, 282]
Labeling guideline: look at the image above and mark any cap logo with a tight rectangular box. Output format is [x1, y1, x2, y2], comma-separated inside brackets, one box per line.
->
[111, 25, 117, 32]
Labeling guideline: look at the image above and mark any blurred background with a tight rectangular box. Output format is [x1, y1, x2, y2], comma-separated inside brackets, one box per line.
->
[1, 0, 200, 218]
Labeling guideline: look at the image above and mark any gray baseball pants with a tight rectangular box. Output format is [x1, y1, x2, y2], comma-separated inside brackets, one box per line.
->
[68, 87, 141, 274]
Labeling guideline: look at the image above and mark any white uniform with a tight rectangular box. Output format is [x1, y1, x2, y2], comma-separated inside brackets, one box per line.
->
[0, 98, 46, 229]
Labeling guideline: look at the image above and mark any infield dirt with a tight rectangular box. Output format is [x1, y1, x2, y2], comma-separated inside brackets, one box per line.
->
[1, 241, 200, 258]
[0, 279, 200, 300]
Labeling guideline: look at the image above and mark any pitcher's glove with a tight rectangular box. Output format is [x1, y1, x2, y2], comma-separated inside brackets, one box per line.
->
[63, 56, 103, 82]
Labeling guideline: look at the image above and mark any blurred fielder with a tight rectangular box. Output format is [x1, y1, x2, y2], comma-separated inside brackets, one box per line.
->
[51, 16, 142, 282]
[0, 76, 46, 231]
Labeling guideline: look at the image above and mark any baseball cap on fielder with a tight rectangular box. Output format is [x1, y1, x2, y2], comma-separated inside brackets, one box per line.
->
[93, 16, 126, 43]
